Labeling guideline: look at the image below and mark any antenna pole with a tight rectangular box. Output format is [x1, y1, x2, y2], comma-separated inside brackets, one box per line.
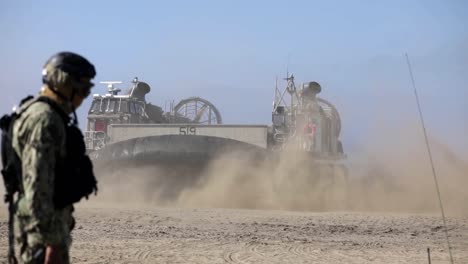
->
[405, 53, 454, 264]
[273, 76, 278, 110]
[427, 248, 432, 264]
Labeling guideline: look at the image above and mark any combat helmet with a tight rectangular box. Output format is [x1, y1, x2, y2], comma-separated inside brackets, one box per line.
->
[42, 51, 96, 100]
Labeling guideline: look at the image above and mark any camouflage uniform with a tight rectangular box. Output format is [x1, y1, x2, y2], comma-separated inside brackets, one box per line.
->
[12, 100, 74, 264]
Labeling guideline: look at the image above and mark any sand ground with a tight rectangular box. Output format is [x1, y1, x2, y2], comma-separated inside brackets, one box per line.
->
[1, 203, 467, 264]
[1, 130, 467, 263]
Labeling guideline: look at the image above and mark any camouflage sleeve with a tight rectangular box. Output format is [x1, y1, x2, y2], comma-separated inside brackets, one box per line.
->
[19, 108, 66, 245]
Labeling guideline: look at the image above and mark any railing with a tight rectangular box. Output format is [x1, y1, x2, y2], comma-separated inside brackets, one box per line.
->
[84, 131, 107, 150]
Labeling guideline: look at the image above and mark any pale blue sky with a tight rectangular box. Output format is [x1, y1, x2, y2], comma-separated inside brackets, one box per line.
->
[1, 0, 466, 155]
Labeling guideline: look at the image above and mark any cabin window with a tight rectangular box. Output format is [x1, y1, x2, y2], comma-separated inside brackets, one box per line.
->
[129, 102, 136, 114]
[107, 100, 117, 113]
[101, 99, 109, 112]
[89, 100, 101, 113]
[120, 101, 129, 113]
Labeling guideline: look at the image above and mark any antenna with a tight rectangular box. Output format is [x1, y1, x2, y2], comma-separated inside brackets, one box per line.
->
[286, 53, 291, 81]
[100, 81, 123, 95]
[273, 76, 278, 110]
[405, 53, 454, 264]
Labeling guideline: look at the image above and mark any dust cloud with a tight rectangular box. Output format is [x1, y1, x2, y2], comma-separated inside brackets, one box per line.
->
[1, 120, 465, 216]
[345, 124, 468, 216]
[92, 123, 467, 216]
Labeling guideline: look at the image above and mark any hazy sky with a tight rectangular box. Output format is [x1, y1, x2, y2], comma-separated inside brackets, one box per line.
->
[1, 0, 466, 155]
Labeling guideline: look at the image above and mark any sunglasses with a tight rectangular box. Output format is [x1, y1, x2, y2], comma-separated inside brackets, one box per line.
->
[73, 80, 94, 98]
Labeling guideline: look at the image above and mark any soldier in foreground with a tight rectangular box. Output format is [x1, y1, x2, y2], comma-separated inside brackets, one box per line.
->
[1, 52, 98, 263]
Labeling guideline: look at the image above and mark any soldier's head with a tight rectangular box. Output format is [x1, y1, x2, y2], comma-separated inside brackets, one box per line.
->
[42, 51, 96, 109]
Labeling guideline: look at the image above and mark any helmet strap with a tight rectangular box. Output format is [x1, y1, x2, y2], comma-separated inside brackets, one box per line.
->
[47, 85, 78, 125]
[48, 85, 70, 102]
[69, 90, 79, 126]
[71, 108, 78, 126]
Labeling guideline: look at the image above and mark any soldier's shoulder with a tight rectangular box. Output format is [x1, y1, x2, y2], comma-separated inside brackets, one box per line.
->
[18, 101, 66, 129]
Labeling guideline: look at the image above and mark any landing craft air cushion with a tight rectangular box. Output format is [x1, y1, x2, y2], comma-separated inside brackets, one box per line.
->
[85, 76, 347, 182]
